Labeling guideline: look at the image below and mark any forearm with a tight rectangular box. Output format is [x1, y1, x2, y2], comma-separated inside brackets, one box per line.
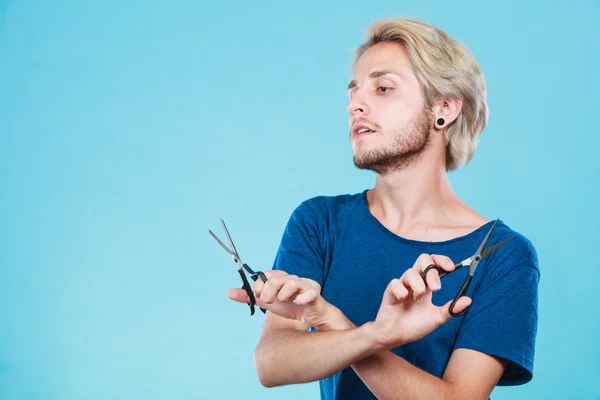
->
[327, 311, 454, 400]
[253, 319, 379, 388]
[353, 351, 455, 400]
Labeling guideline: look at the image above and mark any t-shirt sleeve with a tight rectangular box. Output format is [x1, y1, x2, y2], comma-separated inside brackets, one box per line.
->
[271, 200, 326, 288]
[452, 237, 540, 386]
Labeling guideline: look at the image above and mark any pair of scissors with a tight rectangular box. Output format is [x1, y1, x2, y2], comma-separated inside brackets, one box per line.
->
[422, 219, 513, 317]
[209, 218, 268, 315]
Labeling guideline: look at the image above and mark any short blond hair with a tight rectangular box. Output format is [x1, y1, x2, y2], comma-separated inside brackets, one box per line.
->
[355, 17, 488, 171]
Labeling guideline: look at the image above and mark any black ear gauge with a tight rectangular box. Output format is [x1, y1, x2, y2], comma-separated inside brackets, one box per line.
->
[436, 117, 445, 127]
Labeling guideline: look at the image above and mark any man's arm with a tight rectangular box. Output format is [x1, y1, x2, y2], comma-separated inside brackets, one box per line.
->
[253, 310, 379, 387]
[251, 254, 516, 400]
[354, 348, 507, 400]
[254, 300, 507, 399]
[325, 310, 508, 400]
[227, 270, 385, 387]
[332, 259, 540, 400]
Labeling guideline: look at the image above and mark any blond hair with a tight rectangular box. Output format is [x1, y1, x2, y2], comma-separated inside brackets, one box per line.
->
[355, 17, 488, 171]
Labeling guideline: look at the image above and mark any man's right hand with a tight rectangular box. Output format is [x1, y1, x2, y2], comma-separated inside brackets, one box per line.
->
[227, 270, 332, 328]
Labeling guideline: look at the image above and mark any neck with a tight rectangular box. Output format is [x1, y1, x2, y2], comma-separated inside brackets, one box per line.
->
[369, 159, 455, 223]
[365, 148, 485, 240]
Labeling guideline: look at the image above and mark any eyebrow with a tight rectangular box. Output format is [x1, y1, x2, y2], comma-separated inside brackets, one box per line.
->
[347, 70, 402, 90]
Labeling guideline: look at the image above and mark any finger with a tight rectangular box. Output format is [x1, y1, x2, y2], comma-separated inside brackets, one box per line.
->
[402, 269, 427, 302]
[423, 255, 455, 291]
[415, 253, 435, 273]
[382, 279, 399, 305]
[253, 278, 266, 295]
[438, 296, 472, 324]
[263, 270, 287, 280]
[261, 275, 296, 304]
[227, 288, 250, 304]
[277, 278, 302, 302]
[253, 270, 285, 295]
[423, 267, 441, 291]
[431, 254, 456, 273]
[294, 287, 319, 305]
[390, 278, 409, 302]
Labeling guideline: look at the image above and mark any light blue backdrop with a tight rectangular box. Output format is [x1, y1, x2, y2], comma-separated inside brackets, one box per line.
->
[1, 0, 598, 399]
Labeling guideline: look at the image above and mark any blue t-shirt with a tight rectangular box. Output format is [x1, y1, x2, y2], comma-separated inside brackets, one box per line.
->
[272, 190, 540, 400]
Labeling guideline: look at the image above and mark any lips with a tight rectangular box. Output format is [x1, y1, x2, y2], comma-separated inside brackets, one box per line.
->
[352, 122, 377, 138]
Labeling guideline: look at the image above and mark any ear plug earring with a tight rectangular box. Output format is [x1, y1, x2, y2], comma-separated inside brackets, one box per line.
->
[436, 118, 445, 127]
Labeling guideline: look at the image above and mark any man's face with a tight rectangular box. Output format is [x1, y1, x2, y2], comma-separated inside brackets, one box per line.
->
[347, 42, 433, 174]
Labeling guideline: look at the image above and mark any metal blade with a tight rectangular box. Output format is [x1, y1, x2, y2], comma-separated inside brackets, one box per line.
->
[456, 256, 474, 268]
[481, 235, 514, 258]
[209, 229, 234, 257]
[468, 219, 500, 275]
[220, 218, 240, 258]
[475, 219, 499, 258]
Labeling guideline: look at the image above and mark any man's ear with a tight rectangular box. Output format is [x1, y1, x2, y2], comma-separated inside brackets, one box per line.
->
[433, 97, 463, 129]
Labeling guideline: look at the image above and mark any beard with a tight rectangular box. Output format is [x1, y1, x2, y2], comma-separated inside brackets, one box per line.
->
[353, 107, 433, 175]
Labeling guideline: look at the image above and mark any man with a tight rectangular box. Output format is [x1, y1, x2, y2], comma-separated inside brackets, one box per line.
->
[228, 17, 539, 400]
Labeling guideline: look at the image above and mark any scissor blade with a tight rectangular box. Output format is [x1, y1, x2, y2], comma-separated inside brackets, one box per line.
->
[220, 218, 240, 258]
[209, 229, 235, 257]
[481, 235, 514, 258]
[475, 219, 499, 257]
[467, 219, 500, 275]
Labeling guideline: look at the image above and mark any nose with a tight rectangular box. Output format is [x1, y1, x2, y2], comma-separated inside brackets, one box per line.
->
[347, 91, 369, 117]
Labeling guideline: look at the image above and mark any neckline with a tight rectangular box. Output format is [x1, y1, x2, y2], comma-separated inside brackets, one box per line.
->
[358, 188, 500, 247]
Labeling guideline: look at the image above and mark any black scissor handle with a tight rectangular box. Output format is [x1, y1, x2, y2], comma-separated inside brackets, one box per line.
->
[252, 270, 268, 283]
[448, 275, 472, 317]
[242, 264, 268, 315]
[422, 264, 450, 282]
[238, 268, 257, 316]
[251, 269, 268, 314]
[422, 264, 472, 318]
[243, 263, 268, 283]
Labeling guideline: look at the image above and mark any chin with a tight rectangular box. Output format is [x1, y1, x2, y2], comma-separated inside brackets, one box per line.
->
[351, 135, 379, 153]
[352, 149, 385, 171]
[352, 145, 424, 174]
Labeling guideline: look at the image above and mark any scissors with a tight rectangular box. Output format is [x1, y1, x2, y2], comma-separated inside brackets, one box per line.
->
[422, 219, 513, 317]
[209, 218, 268, 315]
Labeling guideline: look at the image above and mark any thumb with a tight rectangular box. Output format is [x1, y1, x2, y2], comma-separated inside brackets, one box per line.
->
[438, 296, 472, 323]
[227, 288, 250, 304]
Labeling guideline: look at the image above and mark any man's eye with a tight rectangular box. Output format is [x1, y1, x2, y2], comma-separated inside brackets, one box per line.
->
[377, 87, 392, 93]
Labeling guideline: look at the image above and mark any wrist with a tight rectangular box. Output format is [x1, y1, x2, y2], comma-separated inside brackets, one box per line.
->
[359, 321, 389, 353]
[314, 303, 354, 331]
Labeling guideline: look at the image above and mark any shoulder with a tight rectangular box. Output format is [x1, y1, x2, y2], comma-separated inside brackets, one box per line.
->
[496, 220, 538, 266]
[482, 219, 540, 281]
[291, 190, 367, 222]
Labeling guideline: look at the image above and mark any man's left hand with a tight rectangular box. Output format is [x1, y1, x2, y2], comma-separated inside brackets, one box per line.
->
[370, 253, 472, 350]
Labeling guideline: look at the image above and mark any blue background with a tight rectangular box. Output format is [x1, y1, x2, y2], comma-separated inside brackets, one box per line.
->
[1, 0, 598, 399]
